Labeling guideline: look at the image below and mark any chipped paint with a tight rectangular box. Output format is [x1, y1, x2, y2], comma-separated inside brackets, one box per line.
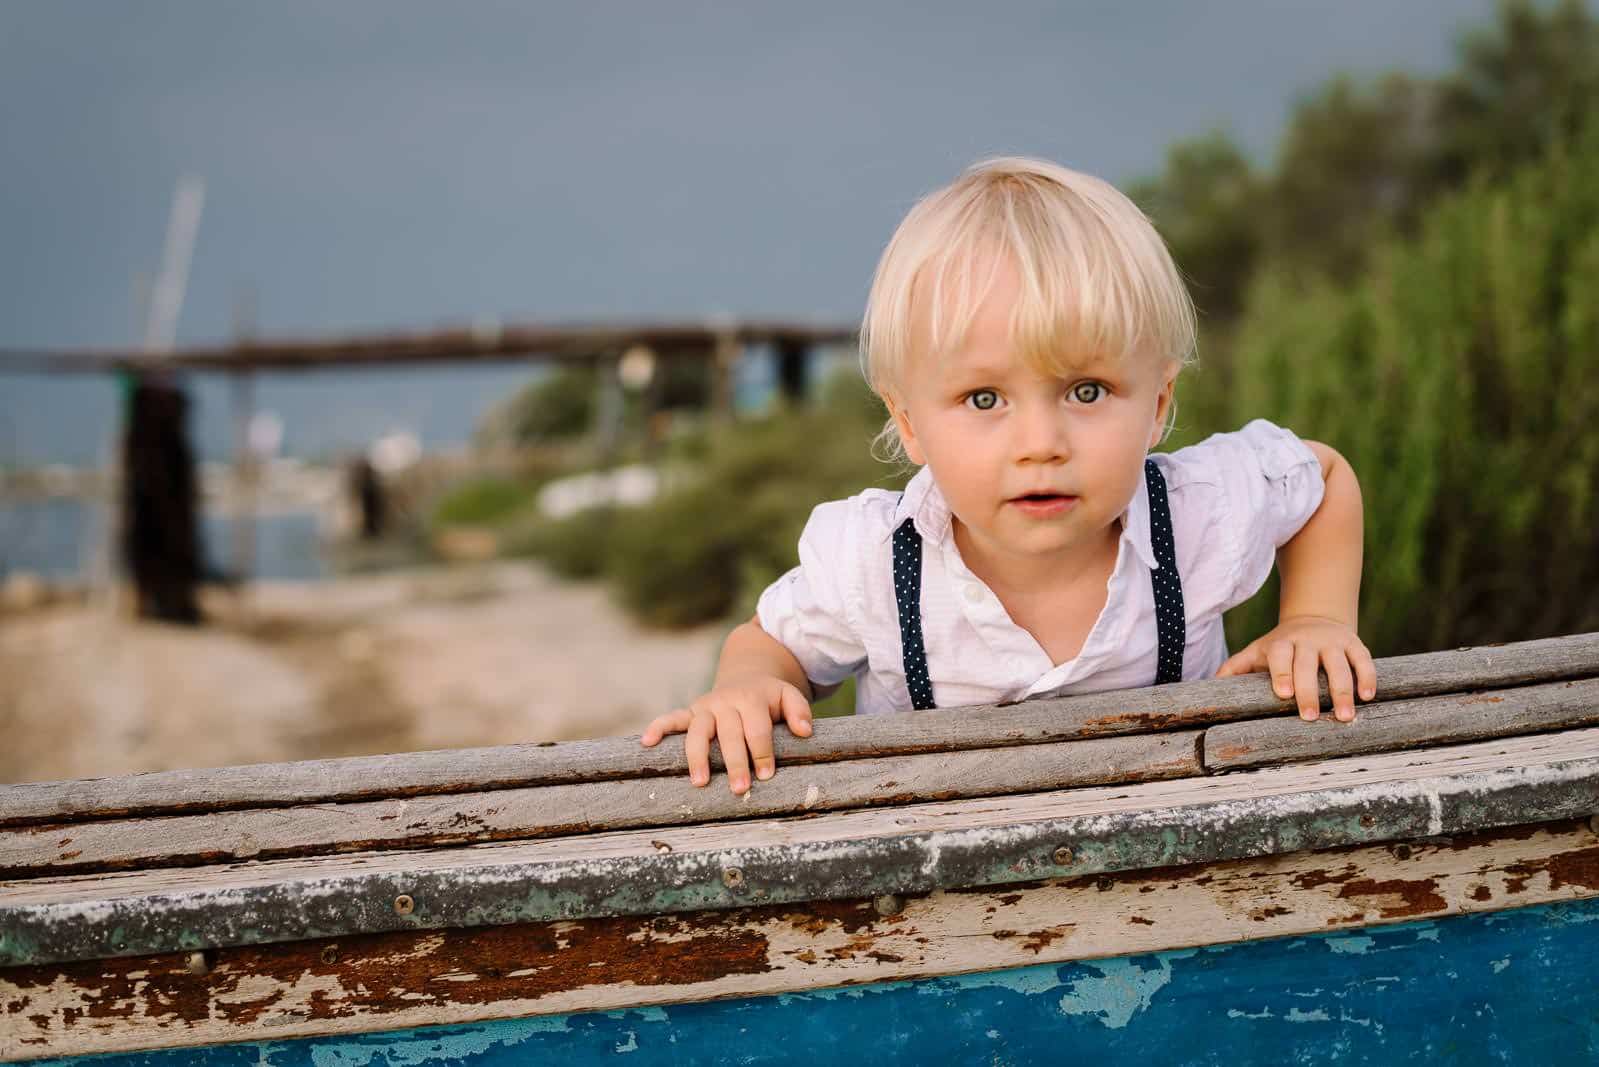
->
[22, 897, 1599, 1064]
[1056, 956, 1179, 1028]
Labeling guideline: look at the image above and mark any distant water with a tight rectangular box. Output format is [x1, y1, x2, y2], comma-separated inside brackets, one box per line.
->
[0, 497, 324, 582]
[0, 346, 805, 582]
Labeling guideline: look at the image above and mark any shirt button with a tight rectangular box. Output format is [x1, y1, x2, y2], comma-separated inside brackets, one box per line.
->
[964, 584, 985, 605]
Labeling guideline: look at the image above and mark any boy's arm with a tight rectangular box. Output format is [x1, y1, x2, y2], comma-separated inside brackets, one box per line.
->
[1217, 441, 1377, 721]
[641, 615, 814, 793]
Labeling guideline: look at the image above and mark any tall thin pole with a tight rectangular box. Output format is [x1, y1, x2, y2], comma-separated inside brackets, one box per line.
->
[144, 175, 206, 355]
[230, 286, 257, 589]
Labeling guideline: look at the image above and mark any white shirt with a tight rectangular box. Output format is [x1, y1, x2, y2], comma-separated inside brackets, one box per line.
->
[756, 419, 1326, 715]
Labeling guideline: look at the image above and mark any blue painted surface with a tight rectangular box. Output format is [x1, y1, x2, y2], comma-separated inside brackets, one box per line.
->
[35, 897, 1599, 1066]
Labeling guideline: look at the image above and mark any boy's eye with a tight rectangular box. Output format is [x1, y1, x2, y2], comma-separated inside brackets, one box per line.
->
[1071, 381, 1106, 404]
[965, 389, 1000, 411]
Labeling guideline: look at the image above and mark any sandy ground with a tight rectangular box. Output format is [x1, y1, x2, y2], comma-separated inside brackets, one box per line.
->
[0, 563, 727, 784]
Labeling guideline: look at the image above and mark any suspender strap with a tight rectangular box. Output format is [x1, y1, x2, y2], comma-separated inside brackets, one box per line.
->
[1144, 458, 1186, 685]
[892, 459, 1185, 709]
[891, 517, 937, 710]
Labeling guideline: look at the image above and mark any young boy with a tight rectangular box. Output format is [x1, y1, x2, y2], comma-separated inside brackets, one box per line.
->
[643, 156, 1374, 794]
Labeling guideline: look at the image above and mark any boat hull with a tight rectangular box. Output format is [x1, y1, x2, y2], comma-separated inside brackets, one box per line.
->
[24, 894, 1599, 1065]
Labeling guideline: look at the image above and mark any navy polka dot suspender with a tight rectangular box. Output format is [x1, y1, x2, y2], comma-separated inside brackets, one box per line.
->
[891, 458, 1186, 710]
[1141, 458, 1187, 686]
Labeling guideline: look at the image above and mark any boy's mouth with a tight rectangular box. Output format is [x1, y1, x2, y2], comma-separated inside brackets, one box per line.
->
[1008, 492, 1077, 516]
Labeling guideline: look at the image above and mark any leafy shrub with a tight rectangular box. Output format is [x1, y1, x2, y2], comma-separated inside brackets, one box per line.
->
[606, 372, 904, 629]
[429, 477, 538, 528]
[1185, 125, 1599, 655]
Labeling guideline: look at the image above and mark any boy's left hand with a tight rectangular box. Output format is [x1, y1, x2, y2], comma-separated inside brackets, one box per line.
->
[1216, 615, 1376, 722]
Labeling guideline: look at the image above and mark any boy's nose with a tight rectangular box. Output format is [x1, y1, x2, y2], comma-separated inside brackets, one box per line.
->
[1012, 405, 1068, 464]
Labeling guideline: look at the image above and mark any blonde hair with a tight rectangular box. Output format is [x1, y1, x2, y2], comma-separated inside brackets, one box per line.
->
[860, 157, 1196, 458]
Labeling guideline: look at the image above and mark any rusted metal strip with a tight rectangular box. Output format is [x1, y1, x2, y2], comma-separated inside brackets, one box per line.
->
[0, 731, 1202, 877]
[5, 818, 1597, 1060]
[4, 633, 1595, 828]
[4, 728, 1598, 969]
[1204, 676, 1599, 771]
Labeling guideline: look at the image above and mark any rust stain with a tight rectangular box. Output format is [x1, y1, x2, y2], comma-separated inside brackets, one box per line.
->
[1250, 906, 1292, 922]
[0, 905, 783, 1030]
[1126, 916, 1155, 926]
[997, 894, 1023, 906]
[1502, 846, 1599, 895]
[1290, 865, 1358, 891]
[1209, 744, 1255, 762]
[1470, 885, 1493, 902]
[1333, 877, 1446, 919]
[1458, 695, 1506, 705]
[1021, 926, 1073, 952]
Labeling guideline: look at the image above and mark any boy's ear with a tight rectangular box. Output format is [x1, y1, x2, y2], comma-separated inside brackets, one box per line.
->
[1148, 363, 1179, 451]
[886, 395, 927, 465]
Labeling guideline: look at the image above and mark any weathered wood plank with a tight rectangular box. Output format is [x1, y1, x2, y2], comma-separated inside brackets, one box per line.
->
[1204, 676, 1599, 772]
[5, 728, 1598, 968]
[3, 632, 1595, 828]
[5, 818, 1597, 1060]
[0, 731, 1202, 876]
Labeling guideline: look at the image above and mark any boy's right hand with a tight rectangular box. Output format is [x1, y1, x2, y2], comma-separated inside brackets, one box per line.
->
[640, 674, 813, 795]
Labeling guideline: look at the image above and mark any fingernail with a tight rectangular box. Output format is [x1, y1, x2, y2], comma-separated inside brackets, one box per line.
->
[1300, 709, 1317, 722]
[756, 766, 773, 781]
[1361, 687, 1375, 700]
[733, 777, 748, 793]
[692, 773, 708, 787]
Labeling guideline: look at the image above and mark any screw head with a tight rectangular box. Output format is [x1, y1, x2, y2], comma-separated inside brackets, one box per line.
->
[393, 894, 415, 916]
[185, 951, 211, 976]
[1053, 846, 1073, 866]
[320, 944, 340, 965]
[722, 867, 745, 889]
[872, 893, 905, 917]
[1359, 814, 1375, 829]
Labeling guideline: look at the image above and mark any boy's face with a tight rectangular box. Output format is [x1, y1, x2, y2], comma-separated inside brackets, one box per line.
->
[887, 256, 1176, 579]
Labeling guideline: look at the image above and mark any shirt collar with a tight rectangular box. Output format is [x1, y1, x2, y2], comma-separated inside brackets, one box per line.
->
[889, 466, 952, 544]
[889, 462, 1162, 572]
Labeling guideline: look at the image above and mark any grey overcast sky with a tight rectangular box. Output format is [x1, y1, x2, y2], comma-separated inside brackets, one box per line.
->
[2, 0, 1505, 461]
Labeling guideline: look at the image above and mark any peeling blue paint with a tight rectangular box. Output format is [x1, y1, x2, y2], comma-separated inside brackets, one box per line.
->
[28, 897, 1599, 1066]
[1056, 956, 1175, 1029]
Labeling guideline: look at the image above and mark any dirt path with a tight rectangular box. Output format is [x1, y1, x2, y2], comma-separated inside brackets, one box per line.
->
[0, 563, 726, 784]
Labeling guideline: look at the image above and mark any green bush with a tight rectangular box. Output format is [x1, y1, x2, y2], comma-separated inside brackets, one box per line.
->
[1184, 125, 1599, 655]
[429, 477, 538, 528]
[606, 372, 905, 629]
[507, 507, 619, 580]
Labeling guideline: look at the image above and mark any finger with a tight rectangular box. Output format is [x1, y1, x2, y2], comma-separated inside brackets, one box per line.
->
[640, 709, 691, 747]
[684, 708, 717, 787]
[777, 683, 814, 738]
[1215, 645, 1263, 678]
[1351, 641, 1378, 702]
[1293, 642, 1322, 721]
[1323, 648, 1357, 722]
[741, 704, 776, 782]
[1264, 639, 1296, 704]
[714, 706, 751, 795]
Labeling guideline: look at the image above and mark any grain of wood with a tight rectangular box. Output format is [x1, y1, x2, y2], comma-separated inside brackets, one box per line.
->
[3, 632, 1595, 827]
[1204, 676, 1599, 771]
[6, 727, 1598, 967]
[0, 730, 1202, 876]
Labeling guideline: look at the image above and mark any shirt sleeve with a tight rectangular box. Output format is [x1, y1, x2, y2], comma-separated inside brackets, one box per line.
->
[755, 498, 868, 688]
[1177, 419, 1327, 614]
